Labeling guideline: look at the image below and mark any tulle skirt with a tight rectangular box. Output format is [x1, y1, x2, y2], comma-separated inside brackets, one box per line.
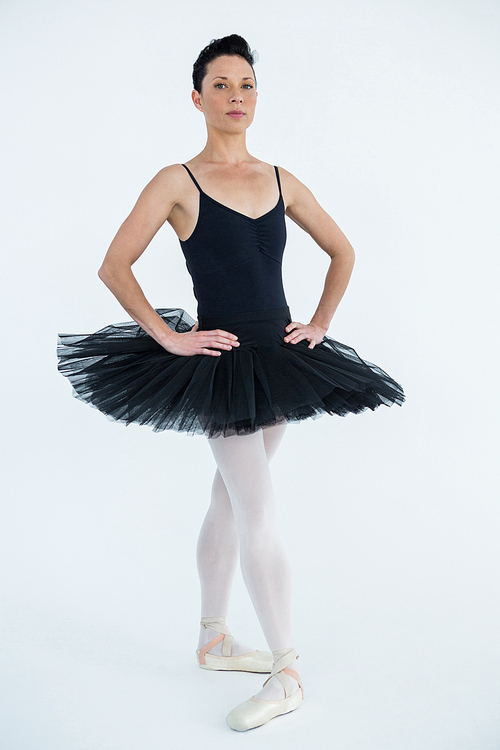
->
[57, 305, 405, 438]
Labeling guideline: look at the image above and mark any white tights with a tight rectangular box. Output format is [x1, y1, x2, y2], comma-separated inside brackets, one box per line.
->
[196, 422, 299, 700]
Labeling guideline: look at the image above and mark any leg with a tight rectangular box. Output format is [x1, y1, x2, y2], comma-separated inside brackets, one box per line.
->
[196, 422, 288, 656]
[207, 425, 300, 700]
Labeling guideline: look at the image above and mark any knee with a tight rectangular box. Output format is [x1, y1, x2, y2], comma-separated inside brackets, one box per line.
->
[234, 500, 275, 536]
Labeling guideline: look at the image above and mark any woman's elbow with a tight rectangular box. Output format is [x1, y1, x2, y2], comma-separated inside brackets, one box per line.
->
[97, 263, 109, 284]
[97, 260, 119, 287]
[333, 243, 355, 266]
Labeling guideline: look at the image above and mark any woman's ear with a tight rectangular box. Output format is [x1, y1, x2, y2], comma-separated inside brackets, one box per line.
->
[192, 89, 203, 112]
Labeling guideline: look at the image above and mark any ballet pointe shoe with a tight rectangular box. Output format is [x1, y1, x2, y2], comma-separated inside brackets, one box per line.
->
[196, 616, 273, 673]
[226, 647, 304, 731]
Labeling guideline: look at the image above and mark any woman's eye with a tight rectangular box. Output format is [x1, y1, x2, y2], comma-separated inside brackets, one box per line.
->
[214, 83, 254, 89]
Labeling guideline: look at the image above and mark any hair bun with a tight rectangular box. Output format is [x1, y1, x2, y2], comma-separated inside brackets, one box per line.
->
[251, 49, 259, 64]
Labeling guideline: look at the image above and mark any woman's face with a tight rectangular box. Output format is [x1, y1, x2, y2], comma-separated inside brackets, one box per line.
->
[192, 54, 257, 132]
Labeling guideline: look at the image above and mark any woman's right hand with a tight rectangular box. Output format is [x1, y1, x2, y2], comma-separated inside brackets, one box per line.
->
[162, 322, 240, 357]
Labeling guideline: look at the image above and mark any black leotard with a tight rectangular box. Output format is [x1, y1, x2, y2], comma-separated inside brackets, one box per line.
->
[180, 164, 288, 318]
[57, 164, 405, 436]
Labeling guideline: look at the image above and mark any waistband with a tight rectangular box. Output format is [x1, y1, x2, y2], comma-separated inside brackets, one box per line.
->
[198, 306, 291, 328]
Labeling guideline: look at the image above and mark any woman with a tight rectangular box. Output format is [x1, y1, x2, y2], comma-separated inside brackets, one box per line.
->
[58, 34, 405, 731]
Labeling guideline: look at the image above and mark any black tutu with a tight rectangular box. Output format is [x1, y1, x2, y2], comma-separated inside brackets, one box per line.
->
[57, 305, 405, 438]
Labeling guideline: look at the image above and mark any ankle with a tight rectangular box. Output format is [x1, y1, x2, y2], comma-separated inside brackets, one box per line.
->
[272, 647, 299, 674]
[197, 616, 230, 654]
[198, 625, 219, 647]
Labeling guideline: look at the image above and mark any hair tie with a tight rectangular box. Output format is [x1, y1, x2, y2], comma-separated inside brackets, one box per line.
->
[251, 49, 259, 64]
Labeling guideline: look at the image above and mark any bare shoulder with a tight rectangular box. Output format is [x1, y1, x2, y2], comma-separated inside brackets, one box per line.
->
[124, 163, 197, 230]
[273, 165, 353, 259]
[275, 165, 319, 215]
[141, 163, 191, 204]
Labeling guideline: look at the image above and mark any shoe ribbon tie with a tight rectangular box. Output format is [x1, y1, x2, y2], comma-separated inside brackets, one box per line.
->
[199, 616, 234, 662]
[261, 647, 304, 699]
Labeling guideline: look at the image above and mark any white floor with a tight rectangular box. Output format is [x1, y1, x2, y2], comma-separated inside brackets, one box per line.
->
[2, 576, 499, 750]
[2, 401, 499, 750]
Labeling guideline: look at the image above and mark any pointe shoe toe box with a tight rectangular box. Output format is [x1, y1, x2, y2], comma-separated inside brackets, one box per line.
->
[226, 688, 303, 731]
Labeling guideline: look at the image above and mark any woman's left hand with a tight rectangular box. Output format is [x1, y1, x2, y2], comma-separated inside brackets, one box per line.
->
[284, 321, 328, 349]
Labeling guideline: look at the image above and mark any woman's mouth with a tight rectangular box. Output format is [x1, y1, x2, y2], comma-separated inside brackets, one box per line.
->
[227, 111, 245, 118]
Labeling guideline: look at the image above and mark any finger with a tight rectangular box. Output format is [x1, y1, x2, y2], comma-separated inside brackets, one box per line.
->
[197, 332, 239, 349]
[208, 337, 239, 350]
[284, 328, 304, 343]
[285, 332, 305, 345]
[215, 328, 239, 341]
[200, 348, 221, 356]
[209, 331, 239, 347]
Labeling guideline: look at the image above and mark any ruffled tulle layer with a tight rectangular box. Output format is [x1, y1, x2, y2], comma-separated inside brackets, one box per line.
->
[57, 307, 405, 437]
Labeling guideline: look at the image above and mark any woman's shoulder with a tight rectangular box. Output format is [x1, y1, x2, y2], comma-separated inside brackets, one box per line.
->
[273, 164, 305, 185]
[139, 163, 196, 204]
[272, 165, 315, 209]
[150, 162, 192, 186]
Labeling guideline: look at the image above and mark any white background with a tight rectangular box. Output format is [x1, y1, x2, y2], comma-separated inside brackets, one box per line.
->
[1, 0, 499, 747]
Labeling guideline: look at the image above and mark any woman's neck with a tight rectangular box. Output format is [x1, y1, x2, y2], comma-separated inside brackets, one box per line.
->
[195, 129, 254, 165]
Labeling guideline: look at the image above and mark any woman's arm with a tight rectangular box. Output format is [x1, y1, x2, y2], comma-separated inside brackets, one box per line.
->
[278, 167, 355, 348]
[98, 164, 238, 357]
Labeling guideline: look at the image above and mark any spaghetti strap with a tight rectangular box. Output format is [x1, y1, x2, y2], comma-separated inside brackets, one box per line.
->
[274, 166, 283, 198]
[181, 163, 202, 192]
[183, 162, 281, 200]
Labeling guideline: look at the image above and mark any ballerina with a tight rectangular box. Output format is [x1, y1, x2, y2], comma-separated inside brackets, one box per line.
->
[58, 33, 404, 731]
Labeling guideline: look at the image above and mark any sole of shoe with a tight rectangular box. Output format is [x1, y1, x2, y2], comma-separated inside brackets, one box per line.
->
[196, 650, 273, 673]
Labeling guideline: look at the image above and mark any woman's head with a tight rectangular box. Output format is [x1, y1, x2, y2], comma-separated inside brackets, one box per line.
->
[192, 34, 257, 94]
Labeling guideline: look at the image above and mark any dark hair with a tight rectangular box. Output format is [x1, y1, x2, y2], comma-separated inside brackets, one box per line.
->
[192, 34, 257, 93]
